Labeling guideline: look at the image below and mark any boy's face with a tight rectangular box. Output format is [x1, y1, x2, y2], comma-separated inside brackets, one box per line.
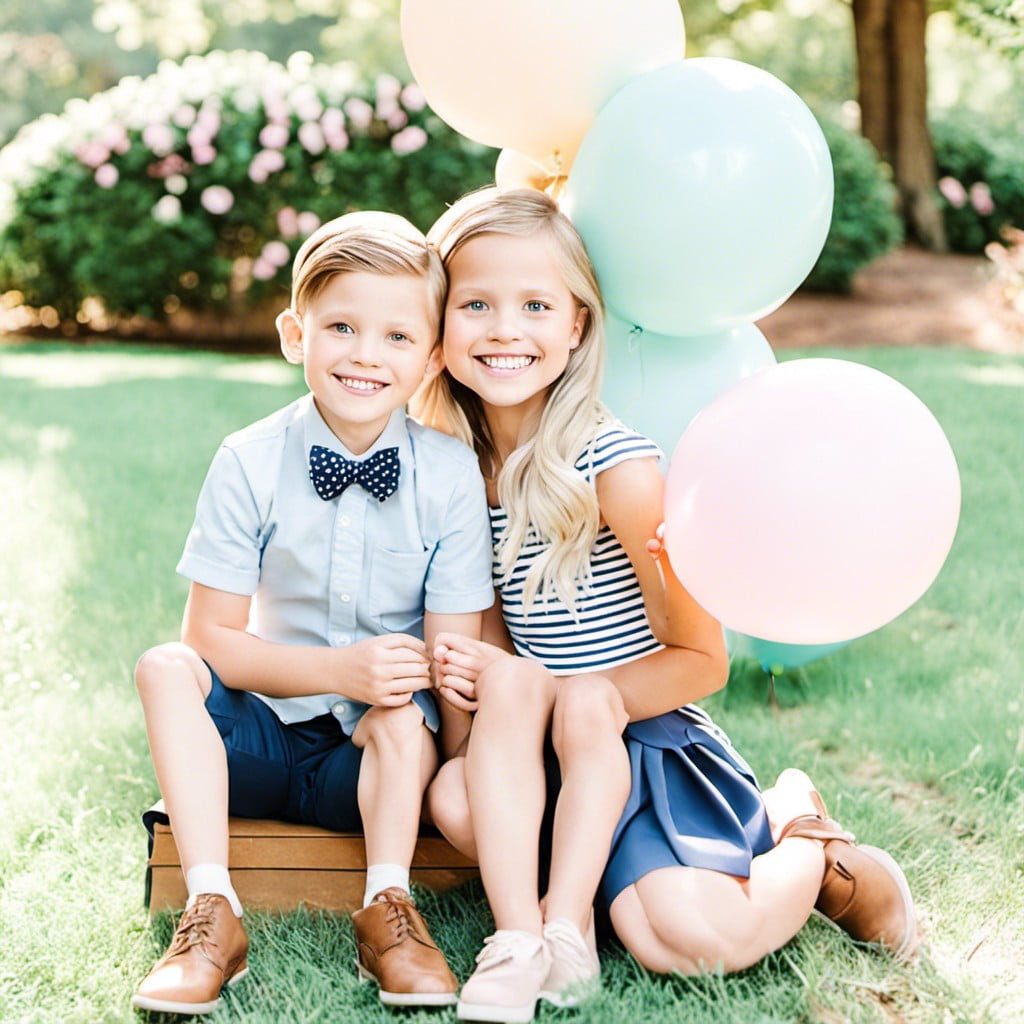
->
[281, 270, 441, 453]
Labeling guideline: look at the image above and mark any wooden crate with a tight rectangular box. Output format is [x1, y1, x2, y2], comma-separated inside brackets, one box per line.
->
[143, 802, 478, 916]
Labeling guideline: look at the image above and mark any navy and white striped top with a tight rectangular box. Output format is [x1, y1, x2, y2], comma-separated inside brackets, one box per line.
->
[489, 423, 666, 675]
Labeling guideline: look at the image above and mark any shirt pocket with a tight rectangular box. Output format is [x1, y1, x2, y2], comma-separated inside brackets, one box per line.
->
[369, 547, 432, 634]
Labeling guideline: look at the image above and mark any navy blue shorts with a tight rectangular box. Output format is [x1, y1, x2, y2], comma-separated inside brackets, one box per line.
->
[205, 667, 363, 832]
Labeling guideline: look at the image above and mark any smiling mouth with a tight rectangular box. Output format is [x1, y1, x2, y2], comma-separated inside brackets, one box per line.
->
[476, 355, 536, 370]
[335, 375, 387, 392]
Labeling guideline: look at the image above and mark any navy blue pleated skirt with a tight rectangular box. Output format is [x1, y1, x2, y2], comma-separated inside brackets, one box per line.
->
[601, 705, 775, 906]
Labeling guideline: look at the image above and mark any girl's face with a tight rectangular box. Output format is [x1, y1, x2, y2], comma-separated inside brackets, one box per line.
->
[442, 231, 586, 417]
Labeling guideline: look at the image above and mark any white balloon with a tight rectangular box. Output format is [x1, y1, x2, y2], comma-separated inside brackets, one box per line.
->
[400, 0, 684, 168]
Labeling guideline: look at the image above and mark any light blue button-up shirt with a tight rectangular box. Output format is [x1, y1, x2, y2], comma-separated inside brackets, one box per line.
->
[177, 394, 494, 734]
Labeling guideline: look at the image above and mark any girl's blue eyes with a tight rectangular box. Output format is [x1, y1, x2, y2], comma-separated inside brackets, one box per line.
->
[463, 300, 549, 312]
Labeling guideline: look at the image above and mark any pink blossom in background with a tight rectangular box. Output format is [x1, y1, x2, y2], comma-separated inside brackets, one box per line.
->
[152, 195, 182, 223]
[94, 163, 119, 188]
[172, 105, 197, 128]
[187, 125, 211, 150]
[938, 176, 967, 209]
[296, 211, 321, 235]
[325, 128, 349, 152]
[321, 108, 345, 136]
[248, 148, 286, 182]
[376, 75, 402, 104]
[252, 256, 277, 280]
[387, 110, 409, 131]
[196, 107, 221, 136]
[400, 84, 426, 112]
[390, 126, 427, 155]
[264, 98, 291, 124]
[970, 181, 995, 217]
[76, 141, 110, 168]
[344, 97, 374, 130]
[191, 145, 217, 166]
[262, 241, 291, 267]
[259, 123, 290, 149]
[298, 121, 325, 155]
[376, 97, 400, 123]
[200, 185, 234, 215]
[277, 206, 299, 239]
[143, 122, 176, 157]
[101, 123, 131, 154]
[147, 153, 189, 179]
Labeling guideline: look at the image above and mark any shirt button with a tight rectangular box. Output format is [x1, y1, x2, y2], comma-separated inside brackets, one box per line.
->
[340, 593, 351, 603]
[331, 701, 347, 716]
[335, 634, 350, 645]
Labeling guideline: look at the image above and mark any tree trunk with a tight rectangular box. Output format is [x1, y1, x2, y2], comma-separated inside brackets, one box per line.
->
[852, 0, 947, 250]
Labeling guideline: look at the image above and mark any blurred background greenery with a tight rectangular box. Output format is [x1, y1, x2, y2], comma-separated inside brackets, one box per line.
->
[1, 0, 1022, 339]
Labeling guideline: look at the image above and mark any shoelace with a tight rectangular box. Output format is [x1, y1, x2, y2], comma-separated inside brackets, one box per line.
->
[543, 921, 594, 975]
[375, 892, 417, 942]
[168, 896, 221, 955]
[475, 931, 541, 969]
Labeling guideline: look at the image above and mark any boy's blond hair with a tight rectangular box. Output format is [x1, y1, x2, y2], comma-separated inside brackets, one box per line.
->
[288, 211, 447, 328]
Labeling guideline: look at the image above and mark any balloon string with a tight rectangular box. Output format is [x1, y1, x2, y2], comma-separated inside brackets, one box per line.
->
[628, 324, 645, 391]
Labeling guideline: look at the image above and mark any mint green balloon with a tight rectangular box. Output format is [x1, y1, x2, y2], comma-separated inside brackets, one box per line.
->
[725, 629, 850, 674]
[601, 317, 776, 457]
[564, 58, 833, 337]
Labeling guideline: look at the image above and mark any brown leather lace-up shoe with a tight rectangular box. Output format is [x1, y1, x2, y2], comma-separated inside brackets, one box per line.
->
[780, 789, 921, 960]
[132, 893, 249, 1015]
[351, 887, 458, 1006]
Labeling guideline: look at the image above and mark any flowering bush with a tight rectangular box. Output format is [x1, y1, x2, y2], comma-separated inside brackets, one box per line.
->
[932, 115, 1024, 254]
[802, 118, 903, 293]
[0, 50, 495, 328]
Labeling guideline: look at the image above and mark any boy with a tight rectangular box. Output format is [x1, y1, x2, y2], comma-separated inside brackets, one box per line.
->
[132, 212, 493, 1015]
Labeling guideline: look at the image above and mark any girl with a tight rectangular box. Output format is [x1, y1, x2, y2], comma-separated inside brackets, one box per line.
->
[413, 188, 918, 1024]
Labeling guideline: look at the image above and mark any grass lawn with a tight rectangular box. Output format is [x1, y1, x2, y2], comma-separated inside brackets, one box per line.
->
[0, 340, 1021, 1023]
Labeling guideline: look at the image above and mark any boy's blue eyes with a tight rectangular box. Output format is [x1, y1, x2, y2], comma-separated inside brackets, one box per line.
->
[329, 324, 412, 344]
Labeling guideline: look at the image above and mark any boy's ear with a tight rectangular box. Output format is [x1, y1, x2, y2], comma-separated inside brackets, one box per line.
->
[277, 309, 304, 364]
[422, 343, 444, 382]
[569, 306, 588, 350]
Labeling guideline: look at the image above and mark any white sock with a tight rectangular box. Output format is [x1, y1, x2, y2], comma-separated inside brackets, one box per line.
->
[363, 864, 410, 907]
[185, 863, 243, 917]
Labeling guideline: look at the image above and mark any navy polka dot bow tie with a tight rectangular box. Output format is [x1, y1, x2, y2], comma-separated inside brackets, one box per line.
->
[308, 444, 401, 502]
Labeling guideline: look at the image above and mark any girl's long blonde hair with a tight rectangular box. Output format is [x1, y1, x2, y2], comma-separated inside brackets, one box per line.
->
[412, 188, 610, 613]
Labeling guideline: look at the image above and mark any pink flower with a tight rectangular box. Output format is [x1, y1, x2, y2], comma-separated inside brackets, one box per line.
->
[192, 144, 217, 166]
[400, 83, 426, 112]
[262, 241, 291, 267]
[147, 153, 188, 179]
[325, 128, 349, 153]
[200, 185, 234, 215]
[259, 123, 290, 149]
[101, 123, 131, 154]
[321, 108, 345, 135]
[296, 211, 321, 235]
[390, 126, 428, 155]
[76, 141, 110, 169]
[298, 121, 325, 155]
[277, 206, 299, 239]
[252, 256, 277, 281]
[248, 148, 286, 182]
[196, 107, 221, 136]
[938, 176, 967, 209]
[387, 110, 409, 131]
[375, 98, 400, 123]
[172, 104, 197, 128]
[143, 122, 176, 157]
[376, 74, 402, 104]
[344, 97, 374, 130]
[970, 181, 995, 217]
[94, 163, 119, 188]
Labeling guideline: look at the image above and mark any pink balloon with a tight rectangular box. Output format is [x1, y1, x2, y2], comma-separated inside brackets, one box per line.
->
[663, 359, 961, 644]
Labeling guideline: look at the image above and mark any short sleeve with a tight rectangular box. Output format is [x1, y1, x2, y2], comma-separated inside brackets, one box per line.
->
[176, 445, 264, 595]
[423, 461, 495, 614]
[579, 423, 664, 480]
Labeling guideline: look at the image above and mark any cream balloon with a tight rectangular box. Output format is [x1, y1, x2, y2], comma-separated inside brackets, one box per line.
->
[494, 149, 568, 199]
[400, 0, 684, 168]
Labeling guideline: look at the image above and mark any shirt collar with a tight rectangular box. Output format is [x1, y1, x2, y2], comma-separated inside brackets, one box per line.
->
[300, 395, 413, 466]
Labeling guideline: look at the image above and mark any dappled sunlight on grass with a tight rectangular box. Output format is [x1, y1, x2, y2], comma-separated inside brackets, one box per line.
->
[953, 362, 1024, 388]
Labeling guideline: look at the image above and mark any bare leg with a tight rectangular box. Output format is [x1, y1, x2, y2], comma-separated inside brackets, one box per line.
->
[135, 642, 228, 872]
[544, 674, 630, 932]
[352, 702, 437, 867]
[610, 838, 824, 975]
[466, 658, 556, 934]
[426, 756, 478, 861]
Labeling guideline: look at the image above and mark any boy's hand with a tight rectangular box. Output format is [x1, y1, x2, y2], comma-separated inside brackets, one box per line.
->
[432, 633, 514, 713]
[342, 634, 431, 706]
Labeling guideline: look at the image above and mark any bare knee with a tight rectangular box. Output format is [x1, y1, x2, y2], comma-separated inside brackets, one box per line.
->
[475, 658, 555, 720]
[426, 757, 476, 858]
[134, 642, 210, 701]
[358, 701, 428, 757]
[552, 674, 627, 756]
